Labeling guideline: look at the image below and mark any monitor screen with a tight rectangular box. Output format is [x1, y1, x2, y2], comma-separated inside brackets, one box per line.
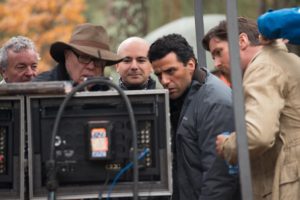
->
[27, 89, 171, 199]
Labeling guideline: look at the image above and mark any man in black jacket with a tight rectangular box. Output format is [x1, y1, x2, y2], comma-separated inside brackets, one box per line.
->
[148, 34, 240, 200]
[116, 37, 157, 90]
[33, 23, 122, 86]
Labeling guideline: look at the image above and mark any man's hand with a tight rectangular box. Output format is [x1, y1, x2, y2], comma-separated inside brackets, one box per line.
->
[215, 134, 229, 158]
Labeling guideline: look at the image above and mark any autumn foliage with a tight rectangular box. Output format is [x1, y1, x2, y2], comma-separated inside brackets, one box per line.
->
[0, 0, 86, 72]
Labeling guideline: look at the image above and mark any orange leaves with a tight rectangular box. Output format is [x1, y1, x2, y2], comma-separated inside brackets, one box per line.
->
[0, 0, 86, 72]
[58, 0, 86, 23]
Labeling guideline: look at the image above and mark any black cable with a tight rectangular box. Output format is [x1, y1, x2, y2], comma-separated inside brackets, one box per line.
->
[98, 172, 110, 200]
[46, 77, 139, 200]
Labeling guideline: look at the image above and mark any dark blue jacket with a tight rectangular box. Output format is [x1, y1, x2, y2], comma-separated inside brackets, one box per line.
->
[33, 63, 71, 82]
[171, 69, 239, 200]
[118, 77, 157, 90]
[33, 64, 109, 91]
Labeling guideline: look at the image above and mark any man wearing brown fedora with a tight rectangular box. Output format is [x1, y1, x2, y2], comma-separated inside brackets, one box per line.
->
[34, 23, 122, 86]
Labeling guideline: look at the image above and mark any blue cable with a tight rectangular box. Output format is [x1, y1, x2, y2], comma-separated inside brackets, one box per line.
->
[101, 148, 150, 200]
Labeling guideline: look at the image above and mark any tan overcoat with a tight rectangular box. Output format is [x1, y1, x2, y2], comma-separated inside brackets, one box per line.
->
[223, 41, 300, 200]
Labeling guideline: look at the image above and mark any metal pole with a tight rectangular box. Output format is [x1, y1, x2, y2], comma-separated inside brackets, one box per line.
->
[20, 97, 25, 200]
[226, 1, 253, 200]
[194, 0, 207, 68]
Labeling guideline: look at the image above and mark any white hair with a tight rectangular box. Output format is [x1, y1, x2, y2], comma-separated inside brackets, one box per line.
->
[0, 36, 38, 71]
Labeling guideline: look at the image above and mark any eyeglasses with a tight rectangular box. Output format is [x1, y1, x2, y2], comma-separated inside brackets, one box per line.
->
[70, 49, 105, 67]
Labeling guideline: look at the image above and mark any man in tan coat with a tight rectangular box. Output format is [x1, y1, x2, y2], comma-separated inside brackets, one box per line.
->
[203, 17, 300, 200]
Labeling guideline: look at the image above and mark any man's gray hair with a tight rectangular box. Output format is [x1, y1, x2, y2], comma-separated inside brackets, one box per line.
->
[0, 36, 38, 71]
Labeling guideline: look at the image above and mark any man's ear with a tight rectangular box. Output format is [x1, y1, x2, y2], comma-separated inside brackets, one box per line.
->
[187, 58, 196, 75]
[150, 64, 154, 73]
[1, 68, 7, 81]
[115, 64, 120, 73]
[239, 33, 250, 50]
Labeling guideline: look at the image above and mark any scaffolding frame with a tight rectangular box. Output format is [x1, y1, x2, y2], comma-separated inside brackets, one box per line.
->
[194, 0, 253, 199]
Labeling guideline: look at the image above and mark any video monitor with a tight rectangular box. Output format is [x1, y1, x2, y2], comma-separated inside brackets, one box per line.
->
[27, 89, 171, 199]
[0, 96, 25, 200]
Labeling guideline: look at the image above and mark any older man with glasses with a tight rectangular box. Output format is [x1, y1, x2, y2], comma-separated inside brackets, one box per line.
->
[34, 23, 122, 87]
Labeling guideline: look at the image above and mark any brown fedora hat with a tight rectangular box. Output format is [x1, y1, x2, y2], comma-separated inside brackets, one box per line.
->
[50, 23, 122, 66]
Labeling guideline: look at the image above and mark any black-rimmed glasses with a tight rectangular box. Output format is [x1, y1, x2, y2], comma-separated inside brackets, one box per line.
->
[70, 49, 105, 67]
